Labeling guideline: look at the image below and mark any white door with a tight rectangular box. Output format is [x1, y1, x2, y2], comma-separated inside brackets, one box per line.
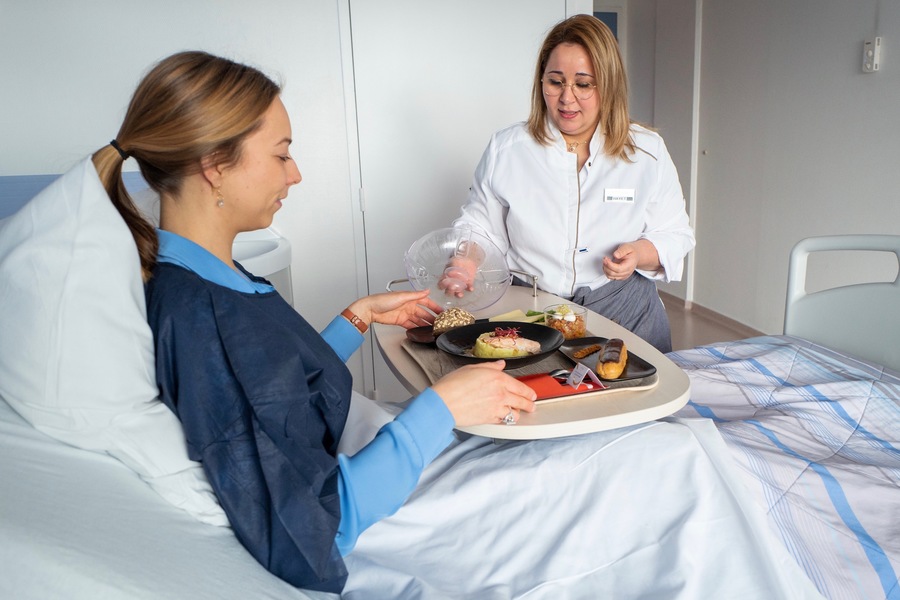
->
[345, 0, 574, 401]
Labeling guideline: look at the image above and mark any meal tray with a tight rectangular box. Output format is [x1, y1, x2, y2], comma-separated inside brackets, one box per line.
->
[400, 336, 658, 400]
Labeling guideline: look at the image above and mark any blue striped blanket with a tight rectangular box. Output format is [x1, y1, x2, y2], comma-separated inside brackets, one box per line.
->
[669, 335, 900, 600]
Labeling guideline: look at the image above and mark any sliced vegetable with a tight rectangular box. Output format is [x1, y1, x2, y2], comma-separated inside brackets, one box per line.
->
[525, 310, 545, 323]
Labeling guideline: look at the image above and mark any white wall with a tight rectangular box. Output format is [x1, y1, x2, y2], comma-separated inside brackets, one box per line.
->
[625, 0, 657, 124]
[695, 0, 900, 333]
[651, 0, 697, 301]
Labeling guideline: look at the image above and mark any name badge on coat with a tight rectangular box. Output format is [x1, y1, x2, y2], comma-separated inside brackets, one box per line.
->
[604, 188, 635, 203]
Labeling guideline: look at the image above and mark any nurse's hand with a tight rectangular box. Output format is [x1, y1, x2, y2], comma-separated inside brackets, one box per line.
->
[437, 256, 478, 298]
[432, 361, 537, 426]
[603, 240, 661, 280]
[347, 290, 442, 330]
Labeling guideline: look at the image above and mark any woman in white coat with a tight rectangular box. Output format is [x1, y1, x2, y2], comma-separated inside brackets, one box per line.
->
[447, 14, 695, 353]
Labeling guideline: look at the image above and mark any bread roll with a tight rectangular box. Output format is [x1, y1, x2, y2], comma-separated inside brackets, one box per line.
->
[432, 307, 475, 335]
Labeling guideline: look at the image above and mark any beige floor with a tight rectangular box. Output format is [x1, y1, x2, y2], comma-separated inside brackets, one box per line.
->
[661, 293, 765, 351]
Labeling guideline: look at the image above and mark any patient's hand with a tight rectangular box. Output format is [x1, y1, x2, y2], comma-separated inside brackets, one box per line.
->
[432, 361, 536, 426]
[348, 290, 441, 330]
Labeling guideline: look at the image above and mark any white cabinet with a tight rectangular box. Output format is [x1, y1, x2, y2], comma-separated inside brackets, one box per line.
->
[341, 0, 576, 400]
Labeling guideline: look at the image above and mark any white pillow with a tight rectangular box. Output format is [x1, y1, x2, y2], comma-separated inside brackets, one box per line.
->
[0, 157, 227, 526]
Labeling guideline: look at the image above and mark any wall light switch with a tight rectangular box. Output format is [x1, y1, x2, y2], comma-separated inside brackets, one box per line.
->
[863, 37, 882, 73]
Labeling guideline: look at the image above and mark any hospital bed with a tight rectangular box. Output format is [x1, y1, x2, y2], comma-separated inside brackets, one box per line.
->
[0, 167, 897, 599]
[669, 234, 900, 600]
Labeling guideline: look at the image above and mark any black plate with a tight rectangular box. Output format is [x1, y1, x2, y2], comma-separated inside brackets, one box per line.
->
[559, 336, 657, 381]
[435, 321, 564, 369]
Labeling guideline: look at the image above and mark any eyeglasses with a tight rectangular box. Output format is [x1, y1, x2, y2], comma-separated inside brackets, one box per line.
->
[541, 77, 597, 100]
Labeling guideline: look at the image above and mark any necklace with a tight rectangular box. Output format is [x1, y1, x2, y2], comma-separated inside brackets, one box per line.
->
[566, 139, 590, 153]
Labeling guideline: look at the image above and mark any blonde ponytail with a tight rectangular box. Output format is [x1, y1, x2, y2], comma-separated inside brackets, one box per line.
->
[92, 144, 158, 281]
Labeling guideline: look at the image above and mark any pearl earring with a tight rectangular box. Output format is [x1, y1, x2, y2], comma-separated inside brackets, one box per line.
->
[215, 188, 225, 208]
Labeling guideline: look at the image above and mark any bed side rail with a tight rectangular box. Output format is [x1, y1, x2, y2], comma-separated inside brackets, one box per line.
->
[784, 234, 900, 372]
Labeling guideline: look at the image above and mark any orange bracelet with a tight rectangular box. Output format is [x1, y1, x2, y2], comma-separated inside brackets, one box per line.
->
[341, 308, 369, 334]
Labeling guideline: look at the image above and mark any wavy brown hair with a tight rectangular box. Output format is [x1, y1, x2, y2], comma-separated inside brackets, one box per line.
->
[92, 51, 281, 280]
[526, 15, 635, 160]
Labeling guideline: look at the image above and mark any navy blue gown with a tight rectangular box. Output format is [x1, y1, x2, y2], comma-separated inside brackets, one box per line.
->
[146, 262, 351, 593]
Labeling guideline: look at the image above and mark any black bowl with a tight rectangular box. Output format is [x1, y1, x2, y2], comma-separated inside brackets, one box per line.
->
[406, 325, 436, 345]
[435, 321, 564, 369]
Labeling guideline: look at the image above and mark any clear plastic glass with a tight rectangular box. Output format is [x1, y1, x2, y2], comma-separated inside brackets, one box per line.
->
[543, 303, 587, 340]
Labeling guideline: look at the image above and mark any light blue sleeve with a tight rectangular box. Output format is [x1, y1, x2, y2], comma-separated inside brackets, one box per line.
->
[320, 316, 364, 363]
[335, 388, 455, 555]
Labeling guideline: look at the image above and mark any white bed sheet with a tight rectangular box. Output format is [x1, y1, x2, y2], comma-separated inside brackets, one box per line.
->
[341, 401, 822, 599]
[0, 396, 336, 600]
[2, 382, 824, 599]
[670, 335, 900, 600]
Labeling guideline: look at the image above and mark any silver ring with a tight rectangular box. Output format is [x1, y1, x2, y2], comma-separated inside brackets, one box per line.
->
[503, 409, 516, 426]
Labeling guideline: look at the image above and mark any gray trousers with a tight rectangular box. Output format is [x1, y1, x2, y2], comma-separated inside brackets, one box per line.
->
[516, 274, 672, 353]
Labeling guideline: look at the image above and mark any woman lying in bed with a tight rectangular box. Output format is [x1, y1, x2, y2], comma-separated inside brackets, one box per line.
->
[88, 50, 821, 598]
[94, 50, 536, 593]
